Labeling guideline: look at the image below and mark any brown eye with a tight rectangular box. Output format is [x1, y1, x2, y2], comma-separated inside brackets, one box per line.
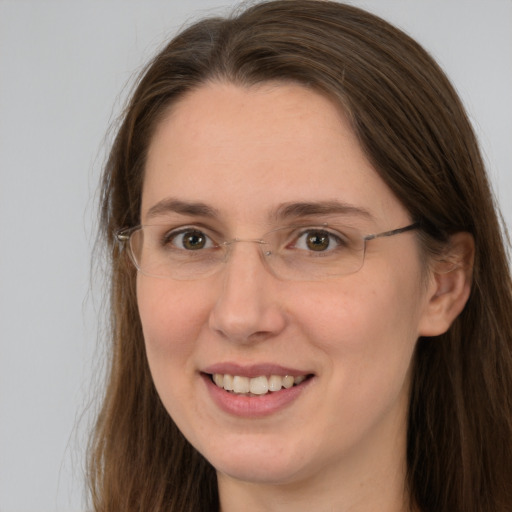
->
[165, 229, 213, 251]
[181, 230, 207, 250]
[291, 228, 347, 254]
[305, 231, 331, 251]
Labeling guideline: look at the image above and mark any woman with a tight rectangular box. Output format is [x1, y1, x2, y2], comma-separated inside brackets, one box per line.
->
[88, 1, 512, 511]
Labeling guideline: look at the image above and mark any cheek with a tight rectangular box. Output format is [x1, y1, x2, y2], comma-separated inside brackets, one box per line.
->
[297, 276, 421, 347]
[293, 265, 425, 394]
[136, 277, 209, 370]
[136, 277, 218, 431]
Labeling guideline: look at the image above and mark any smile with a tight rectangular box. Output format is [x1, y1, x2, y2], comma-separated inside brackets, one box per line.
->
[211, 373, 308, 395]
[202, 367, 314, 417]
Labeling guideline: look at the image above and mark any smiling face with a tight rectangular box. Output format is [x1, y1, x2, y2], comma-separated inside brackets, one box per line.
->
[137, 82, 435, 504]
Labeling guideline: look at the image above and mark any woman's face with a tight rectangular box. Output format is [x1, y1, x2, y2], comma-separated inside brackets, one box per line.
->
[138, 82, 435, 489]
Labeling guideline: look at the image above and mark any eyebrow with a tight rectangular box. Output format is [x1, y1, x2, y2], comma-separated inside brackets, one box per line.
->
[144, 197, 373, 222]
[272, 201, 374, 221]
[145, 198, 219, 220]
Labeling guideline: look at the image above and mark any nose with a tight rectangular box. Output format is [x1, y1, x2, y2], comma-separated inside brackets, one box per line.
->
[208, 242, 287, 344]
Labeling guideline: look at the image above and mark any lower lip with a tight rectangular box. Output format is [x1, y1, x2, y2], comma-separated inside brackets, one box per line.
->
[202, 373, 313, 418]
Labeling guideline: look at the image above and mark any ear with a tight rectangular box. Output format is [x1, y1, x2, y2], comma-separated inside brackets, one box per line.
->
[418, 232, 474, 337]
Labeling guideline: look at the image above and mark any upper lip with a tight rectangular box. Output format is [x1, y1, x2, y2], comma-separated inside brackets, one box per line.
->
[202, 362, 313, 378]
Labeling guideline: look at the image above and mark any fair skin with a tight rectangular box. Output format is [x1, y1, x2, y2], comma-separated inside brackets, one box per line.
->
[137, 82, 472, 512]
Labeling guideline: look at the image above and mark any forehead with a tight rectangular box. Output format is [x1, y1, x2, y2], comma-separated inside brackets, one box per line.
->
[141, 81, 408, 227]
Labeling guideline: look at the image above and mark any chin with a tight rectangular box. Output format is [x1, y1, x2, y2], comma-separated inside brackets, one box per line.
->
[214, 458, 304, 486]
[198, 435, 316, 486]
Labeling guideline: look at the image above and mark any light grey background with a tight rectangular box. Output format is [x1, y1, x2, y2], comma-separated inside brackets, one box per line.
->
[0, 1, 510, 511]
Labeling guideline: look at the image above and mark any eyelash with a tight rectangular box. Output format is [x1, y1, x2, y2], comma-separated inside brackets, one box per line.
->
[291, 228, 347, 252]
[160, 225, 349, 253]
[162, 227, 216, 249]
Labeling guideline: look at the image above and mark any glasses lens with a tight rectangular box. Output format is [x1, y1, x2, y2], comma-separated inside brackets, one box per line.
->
[129, 225, 225, 280]
[266, 225, 366, 280]
[126, 224, 368, 280]
[122, 222, 417, 280]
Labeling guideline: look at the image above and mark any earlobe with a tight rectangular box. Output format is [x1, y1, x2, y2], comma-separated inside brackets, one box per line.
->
[418, 232, 475, 337]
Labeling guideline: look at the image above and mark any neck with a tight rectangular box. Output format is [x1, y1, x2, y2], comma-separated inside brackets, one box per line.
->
[218, 467, 411, 512]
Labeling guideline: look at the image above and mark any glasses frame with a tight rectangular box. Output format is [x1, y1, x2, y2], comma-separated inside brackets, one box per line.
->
[116, 222, 419, 280]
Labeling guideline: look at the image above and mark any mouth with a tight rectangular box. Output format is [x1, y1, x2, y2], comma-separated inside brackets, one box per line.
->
[201, 366, 315, 416]
[208, 373, 312, 396]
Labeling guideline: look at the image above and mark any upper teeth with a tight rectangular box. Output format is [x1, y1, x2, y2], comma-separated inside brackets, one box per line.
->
[212, 374, 306, 395]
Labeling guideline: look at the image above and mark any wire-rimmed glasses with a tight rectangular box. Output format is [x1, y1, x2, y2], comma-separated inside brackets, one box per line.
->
[116, 222, 419, 281]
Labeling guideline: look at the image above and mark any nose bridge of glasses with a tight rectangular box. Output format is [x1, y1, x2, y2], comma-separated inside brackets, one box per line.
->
[223, 237, 267, 245]
[222, 237, 272, 257]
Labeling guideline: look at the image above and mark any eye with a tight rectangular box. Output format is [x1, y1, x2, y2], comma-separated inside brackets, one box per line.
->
[163, 228, 214, 251]
[293, 228, 347, 252]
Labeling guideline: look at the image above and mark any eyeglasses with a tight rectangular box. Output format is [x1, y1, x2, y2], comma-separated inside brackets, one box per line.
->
[116, 222, 418, 281]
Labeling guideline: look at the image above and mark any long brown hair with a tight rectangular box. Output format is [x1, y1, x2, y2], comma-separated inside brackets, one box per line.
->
[88, 1, 512, 510]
